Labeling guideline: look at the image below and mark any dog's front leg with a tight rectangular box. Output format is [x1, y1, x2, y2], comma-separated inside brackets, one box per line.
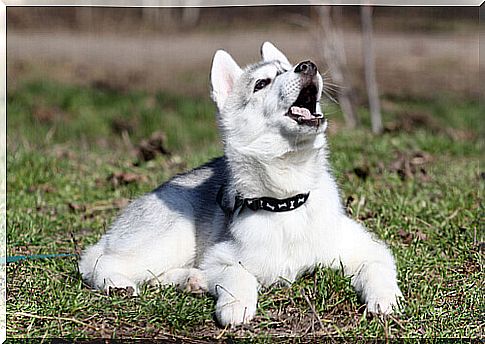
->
[324, 216, 403, 315]
[201, 245, 259, 326]
[213, 264, 259, 326]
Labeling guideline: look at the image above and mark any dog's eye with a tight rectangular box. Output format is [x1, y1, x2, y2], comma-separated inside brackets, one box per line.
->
[254, 78, 270, 92]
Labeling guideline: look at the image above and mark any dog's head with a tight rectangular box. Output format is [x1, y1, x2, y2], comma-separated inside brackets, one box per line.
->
[210, 42, 327, 158]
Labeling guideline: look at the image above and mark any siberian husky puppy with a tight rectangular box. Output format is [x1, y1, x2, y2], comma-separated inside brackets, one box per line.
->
[79, 42, 403, 326]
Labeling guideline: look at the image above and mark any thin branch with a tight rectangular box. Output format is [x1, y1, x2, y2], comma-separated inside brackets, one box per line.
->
[13, 311, 100, 331]
[300, 288, 328, 335]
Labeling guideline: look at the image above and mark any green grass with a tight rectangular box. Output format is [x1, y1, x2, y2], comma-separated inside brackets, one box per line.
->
[6, 79, 484, 339]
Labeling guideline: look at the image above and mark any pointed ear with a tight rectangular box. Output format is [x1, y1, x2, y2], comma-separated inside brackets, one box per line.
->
[261, 41, 291, 68]
[210, 50, 242, 110]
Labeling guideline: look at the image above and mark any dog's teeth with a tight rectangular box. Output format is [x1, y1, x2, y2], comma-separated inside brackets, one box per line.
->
[291, 106, 312, 119]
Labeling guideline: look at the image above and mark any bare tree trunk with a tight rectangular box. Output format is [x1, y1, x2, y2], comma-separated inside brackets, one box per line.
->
[315, 6, 359, 129]
[182, 7, 200, 27]
[361, 6, 383, 134]
[142, 6, 175, 30]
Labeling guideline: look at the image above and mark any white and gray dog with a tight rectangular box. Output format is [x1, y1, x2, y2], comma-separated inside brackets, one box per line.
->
[79, 42, 403, 326]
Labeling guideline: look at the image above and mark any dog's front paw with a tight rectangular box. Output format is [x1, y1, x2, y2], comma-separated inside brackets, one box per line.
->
[185, 270, 208, 294]
[366, 289, 403, 315]
[216, 297, 257, 327]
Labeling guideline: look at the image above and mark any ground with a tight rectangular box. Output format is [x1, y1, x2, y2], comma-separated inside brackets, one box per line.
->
[6, 75, 483, 338]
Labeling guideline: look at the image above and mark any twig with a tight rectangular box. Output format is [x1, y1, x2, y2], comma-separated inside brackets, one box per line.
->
[214, 284, 236, 300]
[300, 288, 327, 334]
[389, 314, 407, 332]
[415, 217, 437, 230]
[215, 324, 230, 340]
[440, 208, 460, 227]
[383, 316, 389, 343]
[446, 208, 460, 220]
[13, 311, 100, 331]
[356, 196, 366, 219]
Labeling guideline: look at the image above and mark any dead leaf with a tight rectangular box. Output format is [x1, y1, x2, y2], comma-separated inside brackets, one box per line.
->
[389, 151, 433, 181]
[112, 198, 130, 208]
[68, 202, 86, 212]
[111, 117, 138, 135]
[70, 198, 131, 219]
[107, 172, 147, 187]
[345, 195, 355, 215]
[399, 229, 427, 244]
[33, 105, 64, 124]
[28, 183, 56, 193]
[107, 286, 135, 298]
[398, 229, 413, 244]
[410, 151, 432, 165]
[353, 166, 369, 181]
[445, 128, 477, 141]
[53, 147, 75, 159]
[91, 79, 125, 93]
[415, 230, 428, 241]
[358, 210, 376, 221]
[135, 131, 170, 163]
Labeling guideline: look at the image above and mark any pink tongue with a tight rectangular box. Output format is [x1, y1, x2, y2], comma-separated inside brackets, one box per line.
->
[291, 106, 313, 119]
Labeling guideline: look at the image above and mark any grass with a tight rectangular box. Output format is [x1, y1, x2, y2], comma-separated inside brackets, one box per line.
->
[6, 79, 484, 339]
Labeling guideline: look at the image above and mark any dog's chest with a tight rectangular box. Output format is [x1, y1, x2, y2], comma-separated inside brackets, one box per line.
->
[235, 210, 320, 286]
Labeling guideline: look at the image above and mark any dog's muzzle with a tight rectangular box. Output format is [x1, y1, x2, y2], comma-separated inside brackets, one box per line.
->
[286, 60, 325, 128]
[295, 60, 317, 77]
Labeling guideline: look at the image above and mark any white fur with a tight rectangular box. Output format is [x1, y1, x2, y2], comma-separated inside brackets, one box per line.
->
[79, 42, 403, 327]
[210, 50, 243, 110]
[261, 41, 292, 69]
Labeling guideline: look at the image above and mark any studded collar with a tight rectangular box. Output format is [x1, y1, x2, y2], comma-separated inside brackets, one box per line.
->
[216, 185, 310, 216]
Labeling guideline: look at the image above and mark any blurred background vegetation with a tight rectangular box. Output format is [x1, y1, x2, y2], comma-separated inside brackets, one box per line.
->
[7, 6, 479, 97]
[7, 6, 481, 146]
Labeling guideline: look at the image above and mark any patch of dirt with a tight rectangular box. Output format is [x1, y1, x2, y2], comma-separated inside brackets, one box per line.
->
[344, 150, 433, 183]
[384, 110, 477, 141]
[384, 110, 441, 133]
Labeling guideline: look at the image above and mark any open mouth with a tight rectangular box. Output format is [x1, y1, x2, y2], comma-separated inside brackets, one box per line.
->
[286, 84, 325, 127]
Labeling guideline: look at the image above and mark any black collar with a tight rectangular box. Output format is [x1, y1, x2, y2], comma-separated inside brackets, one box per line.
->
[216, 185, 310, 216]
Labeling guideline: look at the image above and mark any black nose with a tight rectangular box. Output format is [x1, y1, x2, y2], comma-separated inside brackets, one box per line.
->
[295, 60, 317, 76]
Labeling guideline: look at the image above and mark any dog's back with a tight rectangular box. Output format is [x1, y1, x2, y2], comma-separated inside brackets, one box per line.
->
[78, 157, 228, 292]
